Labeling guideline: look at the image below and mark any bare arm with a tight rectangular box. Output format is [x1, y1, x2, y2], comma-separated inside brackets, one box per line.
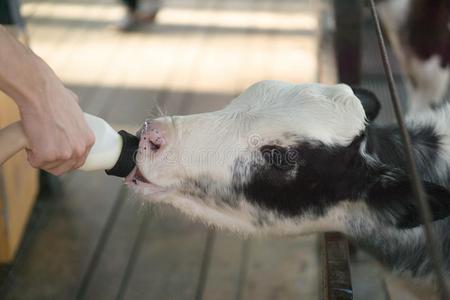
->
[0, 26, 95, 175]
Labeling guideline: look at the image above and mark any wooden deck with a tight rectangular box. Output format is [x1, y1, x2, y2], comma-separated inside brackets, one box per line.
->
[0, 0, 327, 299]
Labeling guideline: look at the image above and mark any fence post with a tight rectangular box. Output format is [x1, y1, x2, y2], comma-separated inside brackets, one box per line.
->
[321, 233, 353, 300]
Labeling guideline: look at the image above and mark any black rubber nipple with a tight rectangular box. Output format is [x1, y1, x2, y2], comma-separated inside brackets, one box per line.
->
[105, 131, 139, 177]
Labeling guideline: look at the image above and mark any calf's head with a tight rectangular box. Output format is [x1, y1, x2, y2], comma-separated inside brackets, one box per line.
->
[126, 80, 450, 234]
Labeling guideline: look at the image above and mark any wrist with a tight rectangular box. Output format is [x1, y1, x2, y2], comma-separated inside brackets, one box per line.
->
[12, 59, 56, 111]
[0, 42, 51, 109]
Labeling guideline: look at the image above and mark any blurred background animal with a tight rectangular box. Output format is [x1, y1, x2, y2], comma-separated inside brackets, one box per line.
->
[377, 0, 450, 112]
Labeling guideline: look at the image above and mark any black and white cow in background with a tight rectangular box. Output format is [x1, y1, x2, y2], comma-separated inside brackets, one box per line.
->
[377, 0, 450, 112]
[126, 80, 450, 300]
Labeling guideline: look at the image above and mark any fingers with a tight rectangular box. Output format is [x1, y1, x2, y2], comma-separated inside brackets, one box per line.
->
[27, 137, 95, 175]
[28, 153, 76, 176]
[46, 160, 78, 176]
[16, 58, 97, 176]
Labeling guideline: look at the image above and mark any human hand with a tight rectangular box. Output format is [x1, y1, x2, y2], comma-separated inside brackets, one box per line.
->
[0, 26, 95, 175]
[18, 73, 95, 175]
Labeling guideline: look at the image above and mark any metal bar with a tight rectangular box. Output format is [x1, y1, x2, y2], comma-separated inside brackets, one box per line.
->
[321, 233, 353, 300]
[368, 1, 450, 299]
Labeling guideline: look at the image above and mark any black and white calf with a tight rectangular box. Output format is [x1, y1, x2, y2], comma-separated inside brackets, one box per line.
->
[126, 80, 450, 298]
[377, 0, 450, 112]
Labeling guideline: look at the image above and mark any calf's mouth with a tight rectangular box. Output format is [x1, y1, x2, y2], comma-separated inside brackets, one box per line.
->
[128, 167, 151, 184]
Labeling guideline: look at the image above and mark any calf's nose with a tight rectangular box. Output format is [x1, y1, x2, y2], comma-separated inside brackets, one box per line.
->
[140, 120, 167, 153]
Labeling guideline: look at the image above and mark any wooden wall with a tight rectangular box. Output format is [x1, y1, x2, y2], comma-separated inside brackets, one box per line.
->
[0, 28, 38, 263]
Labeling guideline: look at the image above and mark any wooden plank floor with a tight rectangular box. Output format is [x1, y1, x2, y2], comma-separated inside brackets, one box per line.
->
[0, 0, 325, 299]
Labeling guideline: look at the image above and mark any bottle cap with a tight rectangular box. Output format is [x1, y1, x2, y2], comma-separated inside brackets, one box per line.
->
[105, 130, 139, 177]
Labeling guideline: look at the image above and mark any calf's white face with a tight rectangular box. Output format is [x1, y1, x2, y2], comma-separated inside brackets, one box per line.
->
[126, 80, 368, 234]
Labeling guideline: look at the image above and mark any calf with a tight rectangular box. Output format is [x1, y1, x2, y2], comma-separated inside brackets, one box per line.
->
[377, 0, 450, 112]
[126, 80, 450, 298]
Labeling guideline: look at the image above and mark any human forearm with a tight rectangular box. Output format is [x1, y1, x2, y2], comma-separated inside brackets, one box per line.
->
[0, 25, 50, 108]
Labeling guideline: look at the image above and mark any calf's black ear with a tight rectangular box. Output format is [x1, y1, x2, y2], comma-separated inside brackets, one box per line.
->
[367, 176, 450, 229]
[352, 87, 381, 122]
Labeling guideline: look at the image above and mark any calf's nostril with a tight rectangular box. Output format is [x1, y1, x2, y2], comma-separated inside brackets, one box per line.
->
[141, 129, 165, 152]
[149, 140, 160, 151]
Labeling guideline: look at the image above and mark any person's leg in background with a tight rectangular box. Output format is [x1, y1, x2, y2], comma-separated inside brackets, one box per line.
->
[117, 0, 160, 31]
[124, 0, 139, 13]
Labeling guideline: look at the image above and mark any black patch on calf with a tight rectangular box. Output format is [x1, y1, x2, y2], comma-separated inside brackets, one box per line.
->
[365, 124, 445, 185]
[260, 145, 298, 172]
[239, 135, 372, 217]
[367, 175, 450, 228]
[364, 123, 450, 228]
[238, 122, 450, 228]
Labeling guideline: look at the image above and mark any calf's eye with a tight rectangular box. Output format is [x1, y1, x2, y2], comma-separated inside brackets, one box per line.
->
[260, 145, 298, 171]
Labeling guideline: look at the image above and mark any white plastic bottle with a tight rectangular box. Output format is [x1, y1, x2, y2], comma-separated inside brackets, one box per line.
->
[80, 113, 139, 176]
